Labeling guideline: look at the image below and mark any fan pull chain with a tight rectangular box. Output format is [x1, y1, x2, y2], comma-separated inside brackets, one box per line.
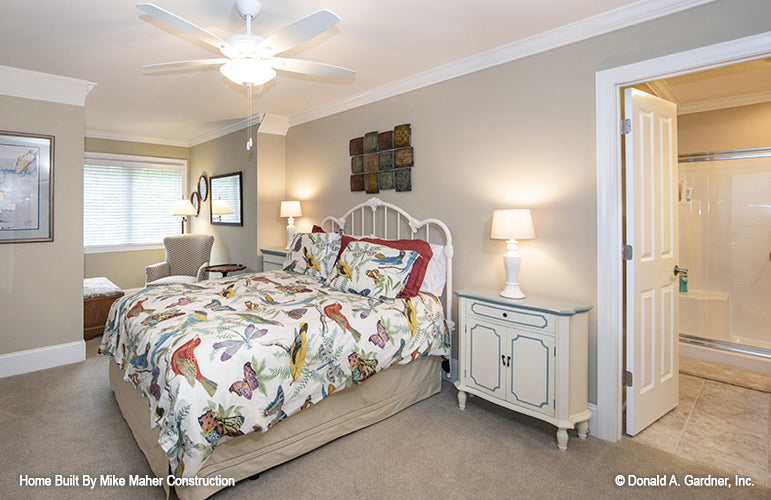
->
[246, 83, 253, 151]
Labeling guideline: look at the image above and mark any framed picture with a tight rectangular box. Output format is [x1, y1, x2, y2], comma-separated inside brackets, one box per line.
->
[209, 171, 243, 226]
[0, 131, 54, 243]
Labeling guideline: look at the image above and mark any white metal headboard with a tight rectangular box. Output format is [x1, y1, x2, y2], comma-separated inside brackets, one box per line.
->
[320, 197, 455, 335]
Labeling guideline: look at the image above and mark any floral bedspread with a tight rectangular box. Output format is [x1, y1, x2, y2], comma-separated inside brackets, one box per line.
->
[99, 270, 449, 478]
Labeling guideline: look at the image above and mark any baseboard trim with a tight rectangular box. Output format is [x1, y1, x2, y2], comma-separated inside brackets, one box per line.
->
[0, 340, 86, 378]
[586, 403, 598, 437]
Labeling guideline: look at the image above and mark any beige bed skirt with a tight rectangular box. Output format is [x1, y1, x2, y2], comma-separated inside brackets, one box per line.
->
[109, 356, 442, 499]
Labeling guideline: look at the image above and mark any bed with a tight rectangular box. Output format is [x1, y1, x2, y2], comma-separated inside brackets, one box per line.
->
[101, 198, 454, 499]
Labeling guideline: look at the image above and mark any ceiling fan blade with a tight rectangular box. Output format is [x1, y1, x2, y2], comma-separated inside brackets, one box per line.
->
[137, 3, 231, 52]
[258, 10, 340, 57]
[270, 57, 356, 79]
[141, 58, 229, 70]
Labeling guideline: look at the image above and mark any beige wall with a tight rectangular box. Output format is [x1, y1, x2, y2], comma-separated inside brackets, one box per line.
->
[256, 132, 288, 257]
[0, 96, 85, 355]
[189, 128, 281, 271]
[679, 102, 771, 154]
[285, 0, 771, 403]
[83, 138, 191, 289]
[84, 248, 164, 290]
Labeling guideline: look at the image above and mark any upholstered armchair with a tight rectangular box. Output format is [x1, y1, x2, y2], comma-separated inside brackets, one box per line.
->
[145, 234, 214, 286]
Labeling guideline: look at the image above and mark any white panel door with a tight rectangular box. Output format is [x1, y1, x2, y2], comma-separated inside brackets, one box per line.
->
[624, 88, 679, 435]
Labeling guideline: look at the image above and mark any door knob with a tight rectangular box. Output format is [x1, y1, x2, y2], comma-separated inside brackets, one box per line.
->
[673, 265, 688, 276]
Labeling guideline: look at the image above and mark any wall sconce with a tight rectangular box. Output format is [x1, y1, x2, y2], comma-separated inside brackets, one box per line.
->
[172, 199, 197, 234]
[211, 198, 233, 222]
[280, 200, 303, 248]
[491, 209, 536, 299]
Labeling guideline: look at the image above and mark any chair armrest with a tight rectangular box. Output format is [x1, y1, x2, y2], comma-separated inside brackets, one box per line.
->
[196, 261, 210, 281]
[146, 262, 170, 284]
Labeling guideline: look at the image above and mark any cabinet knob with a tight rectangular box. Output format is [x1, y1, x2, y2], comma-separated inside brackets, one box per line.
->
[502, 312, 508, 318]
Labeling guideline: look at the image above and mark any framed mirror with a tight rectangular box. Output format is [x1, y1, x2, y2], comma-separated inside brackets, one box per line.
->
[209, 171, 243, 226]
[190, 191, 200, 215]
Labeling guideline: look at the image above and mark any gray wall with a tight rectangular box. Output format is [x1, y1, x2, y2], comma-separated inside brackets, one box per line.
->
[284, 0, 771, 404]
[0, 95, 85, 355]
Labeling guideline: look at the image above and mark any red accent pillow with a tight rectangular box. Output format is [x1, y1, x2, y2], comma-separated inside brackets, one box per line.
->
[312, 225, 433, 298]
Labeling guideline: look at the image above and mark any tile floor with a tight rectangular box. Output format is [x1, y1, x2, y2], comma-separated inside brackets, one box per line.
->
[631, 361, 771, 487]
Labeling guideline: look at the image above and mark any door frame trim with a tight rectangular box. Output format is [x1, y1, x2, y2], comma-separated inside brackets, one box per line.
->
[594, 31, 771, 442]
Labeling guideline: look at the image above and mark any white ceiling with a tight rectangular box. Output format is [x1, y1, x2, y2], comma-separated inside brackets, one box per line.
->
[0, 0, 737, 146]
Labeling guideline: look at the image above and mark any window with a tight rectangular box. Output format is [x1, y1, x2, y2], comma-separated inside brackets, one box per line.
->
[84, 153, 187, 252]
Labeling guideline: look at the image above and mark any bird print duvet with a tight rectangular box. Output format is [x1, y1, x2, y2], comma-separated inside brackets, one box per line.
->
[99, 270, 449, 478]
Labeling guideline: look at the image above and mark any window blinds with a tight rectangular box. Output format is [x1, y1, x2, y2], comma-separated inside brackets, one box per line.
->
[84, 159, 184, 249]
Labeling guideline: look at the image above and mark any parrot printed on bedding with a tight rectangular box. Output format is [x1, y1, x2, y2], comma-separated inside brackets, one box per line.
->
[99, 270, 449, 478]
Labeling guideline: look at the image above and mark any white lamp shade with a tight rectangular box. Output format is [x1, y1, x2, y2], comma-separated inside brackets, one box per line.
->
[491, 209, 535, 240]
[212, 198, 233, 215]
[280, 200, 303, 218]
[172, 199, 197, 216]
[220, 59, 277, 86]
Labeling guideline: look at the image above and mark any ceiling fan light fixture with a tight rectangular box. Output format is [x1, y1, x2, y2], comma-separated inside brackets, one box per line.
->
[220, 58, 276, 86]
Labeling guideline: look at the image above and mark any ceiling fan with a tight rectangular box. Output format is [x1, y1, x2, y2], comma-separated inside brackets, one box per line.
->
[137, 0, 356, 87]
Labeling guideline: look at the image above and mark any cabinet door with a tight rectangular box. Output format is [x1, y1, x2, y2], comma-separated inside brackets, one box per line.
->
[507, 331, 555, 417]
[466, 318, 504, 398]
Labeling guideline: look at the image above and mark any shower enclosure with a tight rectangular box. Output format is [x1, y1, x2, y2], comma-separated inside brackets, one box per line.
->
[678, 148, 771, 369]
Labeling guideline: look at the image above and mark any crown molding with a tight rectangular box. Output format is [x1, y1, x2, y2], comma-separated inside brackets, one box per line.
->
[288, 0, 714, 128]
[0, 65, 95, 107]
[189, 114, 262, 146]
[678, 89, 771, 115]
[257, 113, 290, 136]
[85, 129, 190, 148]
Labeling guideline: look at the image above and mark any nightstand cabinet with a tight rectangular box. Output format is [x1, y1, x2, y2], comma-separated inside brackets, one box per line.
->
[455, 289, 592, 450]
[260, 248, 287, 272]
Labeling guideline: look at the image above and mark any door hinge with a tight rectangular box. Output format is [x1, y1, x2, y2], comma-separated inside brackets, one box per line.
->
[622, 370, 633, 387]
[553, 347, 556, 357]
[622, 244, 633, 261]
[621, 118, 632, 135]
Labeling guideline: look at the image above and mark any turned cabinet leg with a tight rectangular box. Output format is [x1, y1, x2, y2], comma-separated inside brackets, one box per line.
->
[576, 420, 588, 440]
[556, 428, 569, 451]
[457, 390, 467, 410]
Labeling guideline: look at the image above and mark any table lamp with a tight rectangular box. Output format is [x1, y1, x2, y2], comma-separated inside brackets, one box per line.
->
[280, 200, 302, 248]
[172, 199, 197, 234]
[491, 209, 535, 299]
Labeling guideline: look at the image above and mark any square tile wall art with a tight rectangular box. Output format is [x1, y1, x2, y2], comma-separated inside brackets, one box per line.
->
[349, 124, 412, 193]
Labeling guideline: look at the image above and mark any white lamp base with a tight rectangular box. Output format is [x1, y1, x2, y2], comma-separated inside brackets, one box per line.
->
[500, 240, 525, 299]
[285, 217, 296, 249]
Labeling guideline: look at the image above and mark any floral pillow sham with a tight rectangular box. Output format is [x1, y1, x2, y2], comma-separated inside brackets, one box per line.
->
[328, 241, 419, 299]
[283, 232, 342, 281]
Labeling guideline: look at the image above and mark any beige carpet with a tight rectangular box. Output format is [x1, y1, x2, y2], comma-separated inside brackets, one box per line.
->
[1, 339, 769, 500]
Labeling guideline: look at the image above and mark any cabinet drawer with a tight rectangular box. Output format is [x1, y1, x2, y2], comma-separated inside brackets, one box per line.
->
[467, 300, 555, 333]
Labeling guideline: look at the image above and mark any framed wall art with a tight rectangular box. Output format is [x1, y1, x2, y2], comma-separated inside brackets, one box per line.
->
[349, 123, 413, 193]
[0, 131, 54, 243]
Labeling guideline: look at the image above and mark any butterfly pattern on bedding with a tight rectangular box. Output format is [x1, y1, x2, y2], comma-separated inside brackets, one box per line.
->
[99, 270, 449, 479]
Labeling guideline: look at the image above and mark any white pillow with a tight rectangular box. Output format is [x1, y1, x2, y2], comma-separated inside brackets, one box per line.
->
[419, 243, 447, 297]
